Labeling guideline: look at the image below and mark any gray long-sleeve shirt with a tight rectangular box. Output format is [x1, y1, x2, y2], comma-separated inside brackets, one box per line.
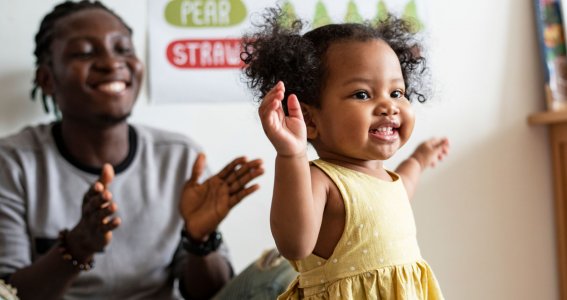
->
[0, 122, 227, 299]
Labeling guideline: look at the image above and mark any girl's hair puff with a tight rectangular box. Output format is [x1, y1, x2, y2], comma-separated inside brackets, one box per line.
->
[241, 8, 429, 114]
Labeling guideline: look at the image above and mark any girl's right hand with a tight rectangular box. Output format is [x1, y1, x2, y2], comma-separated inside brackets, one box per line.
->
[259, 81, 307, 156]
[411, 137, 450, 169]
[68, 164, 121, 261]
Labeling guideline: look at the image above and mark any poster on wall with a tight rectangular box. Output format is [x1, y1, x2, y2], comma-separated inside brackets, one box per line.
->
[148, 0, 427, 104]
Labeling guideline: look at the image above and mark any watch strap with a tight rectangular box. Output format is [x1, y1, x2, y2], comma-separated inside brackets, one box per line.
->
[181, 230, 222, 256]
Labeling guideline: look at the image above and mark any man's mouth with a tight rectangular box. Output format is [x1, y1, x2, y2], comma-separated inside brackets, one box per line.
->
[96, 81, 127, 94]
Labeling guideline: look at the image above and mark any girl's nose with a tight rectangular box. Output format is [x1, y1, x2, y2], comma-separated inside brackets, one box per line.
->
[376, 100, 400, 116]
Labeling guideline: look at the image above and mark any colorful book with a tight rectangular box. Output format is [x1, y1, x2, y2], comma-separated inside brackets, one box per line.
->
[533, 0, 567, 110]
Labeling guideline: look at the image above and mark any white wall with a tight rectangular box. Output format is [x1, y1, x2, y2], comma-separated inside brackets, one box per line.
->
[0, 1, 557, 299]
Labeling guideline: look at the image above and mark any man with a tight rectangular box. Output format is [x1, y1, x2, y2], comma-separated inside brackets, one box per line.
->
[0, 1, 292, 299]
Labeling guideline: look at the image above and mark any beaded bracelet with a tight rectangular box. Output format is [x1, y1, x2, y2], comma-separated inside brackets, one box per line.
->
[57, 229, 94, 271]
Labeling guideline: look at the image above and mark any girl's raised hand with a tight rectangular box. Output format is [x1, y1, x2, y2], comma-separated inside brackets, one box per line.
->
[411, 137, 450, 169]
[259, 81, 307, 157]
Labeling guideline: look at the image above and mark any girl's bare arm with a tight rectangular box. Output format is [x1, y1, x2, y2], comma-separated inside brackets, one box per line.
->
[396, 137, 449, 199]
[259, 82, 327, 260]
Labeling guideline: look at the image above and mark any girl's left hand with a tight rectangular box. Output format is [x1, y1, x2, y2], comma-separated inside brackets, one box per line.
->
[411, 137, 450, 169]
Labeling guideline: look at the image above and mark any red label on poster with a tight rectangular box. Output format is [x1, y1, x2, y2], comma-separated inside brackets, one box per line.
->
[166, 38, 243, 68]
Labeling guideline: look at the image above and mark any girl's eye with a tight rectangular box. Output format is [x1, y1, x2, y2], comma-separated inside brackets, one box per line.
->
[390, 90, 405, 99]
[353, 91, 370, 100]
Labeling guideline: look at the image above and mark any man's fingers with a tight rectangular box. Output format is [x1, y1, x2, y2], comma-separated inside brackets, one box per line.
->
[98, 201, 117, 220]
[187, 153, 207, 186]
[83, 181, 104, 204]
[229, 184, 260, 207]
[225, 158, 262, 180]
[227, 160, 264, 194]
[100, 163, 114, 187]
[84, 164, 113, 210]
[83, 190, 112, 216]
[217, 156, 247, 180]
[101, 216, 121, 232]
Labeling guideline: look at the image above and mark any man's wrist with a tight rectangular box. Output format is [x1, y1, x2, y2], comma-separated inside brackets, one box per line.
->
[66, 228, 95, 262]
[181, 229, 222, 256]
[58, 229, 95, 271]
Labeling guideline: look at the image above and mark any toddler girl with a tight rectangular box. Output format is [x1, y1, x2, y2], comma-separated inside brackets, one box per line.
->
[242, 8, 448, 299]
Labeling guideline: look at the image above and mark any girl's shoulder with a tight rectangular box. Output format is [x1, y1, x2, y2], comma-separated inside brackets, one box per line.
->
[310, 162, 335, 198]
[310, 160, 344, 205]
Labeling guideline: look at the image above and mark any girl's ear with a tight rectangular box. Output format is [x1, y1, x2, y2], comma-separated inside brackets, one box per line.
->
[300, 103, 319, 140]
[35, 65, 54, 96]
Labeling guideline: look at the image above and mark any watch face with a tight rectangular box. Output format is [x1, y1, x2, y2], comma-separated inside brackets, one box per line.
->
[182, 230, 222, 256]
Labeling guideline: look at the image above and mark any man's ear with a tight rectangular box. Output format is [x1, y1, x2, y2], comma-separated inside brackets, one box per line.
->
[300, 103, 319, 140]
[35, 65, 54, 96]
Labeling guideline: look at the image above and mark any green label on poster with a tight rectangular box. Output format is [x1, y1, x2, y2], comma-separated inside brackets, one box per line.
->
[344, 0, 363, 23]
[374, 0, 389, 23]
[165, 0, 247, 27]
[279, 0, 297, 28]
[313, 0, 331, 28]
[403, 0, 423, 31]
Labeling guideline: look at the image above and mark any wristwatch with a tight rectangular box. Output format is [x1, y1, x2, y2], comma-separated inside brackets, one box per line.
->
[181, 229, 222, 256]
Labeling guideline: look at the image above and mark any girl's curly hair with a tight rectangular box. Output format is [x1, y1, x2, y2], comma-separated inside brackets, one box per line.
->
[241, 7, 428, 114]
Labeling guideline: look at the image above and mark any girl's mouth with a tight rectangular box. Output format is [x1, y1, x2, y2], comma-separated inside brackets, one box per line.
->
[369, 126, 399, 141]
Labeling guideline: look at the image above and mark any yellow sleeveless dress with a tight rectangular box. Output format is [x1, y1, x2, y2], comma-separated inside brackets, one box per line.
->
[278, 159, 444, 299]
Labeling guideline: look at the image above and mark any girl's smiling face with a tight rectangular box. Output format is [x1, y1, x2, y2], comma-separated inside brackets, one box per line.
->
[307, 39, 415, 164]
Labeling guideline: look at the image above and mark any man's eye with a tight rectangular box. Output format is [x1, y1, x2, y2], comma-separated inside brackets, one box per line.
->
[116, 46, 133, 55]
[391, 90, 404, 99]
[353, 91, 370, 100]
[72, 51, 93, 59]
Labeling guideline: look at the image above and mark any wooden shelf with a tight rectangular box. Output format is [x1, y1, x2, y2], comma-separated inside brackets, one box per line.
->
[529, 113, 567, 299]
[528, 110, 567, 125]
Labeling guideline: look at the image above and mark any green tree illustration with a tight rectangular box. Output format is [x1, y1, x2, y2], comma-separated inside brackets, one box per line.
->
[344, 0, 363, 23]
[403, 0, 424, 31]
[313, 0, 332, 29]
[373, 0, 389, 24]
[279, 0, 297, 29]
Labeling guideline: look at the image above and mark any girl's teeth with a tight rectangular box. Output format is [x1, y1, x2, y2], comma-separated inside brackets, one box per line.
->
[371, 127, 394, 135]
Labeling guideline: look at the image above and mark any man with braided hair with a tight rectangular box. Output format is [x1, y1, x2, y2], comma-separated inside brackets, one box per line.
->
[0, 1, 294, 299]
